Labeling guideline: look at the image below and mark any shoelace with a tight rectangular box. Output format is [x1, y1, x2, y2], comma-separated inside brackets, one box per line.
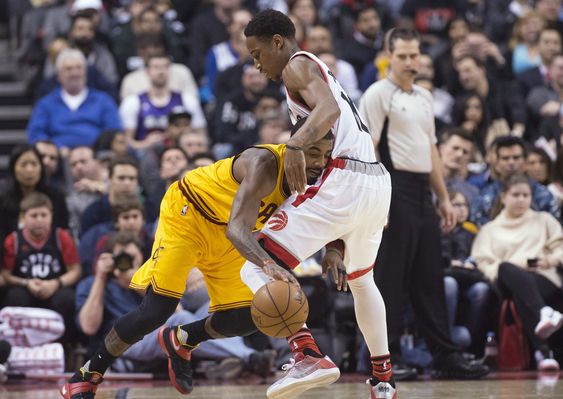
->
[281, 358, 296, 372]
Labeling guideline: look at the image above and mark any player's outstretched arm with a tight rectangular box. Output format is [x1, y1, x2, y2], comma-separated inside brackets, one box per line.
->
[283, 57, 340, 194]
[227, 149, 297, 284]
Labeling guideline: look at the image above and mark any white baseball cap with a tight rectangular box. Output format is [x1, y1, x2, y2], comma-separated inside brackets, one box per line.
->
[72, 0, 103, 12]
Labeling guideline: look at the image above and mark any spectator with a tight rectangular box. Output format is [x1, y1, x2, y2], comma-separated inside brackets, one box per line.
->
[34, 140, 67, 188]
[517, 28, 561, 97]
[451, 93, 497, 158]
[75, 232, 275, 375]
[119, 35, 198, 102]
[80, 156, 143, 236]
[288, 0, 317, 32]
[359, 28, 488, 381]
[27, 48, 122, 149]
[526, 147, 553, 185]
[1, 193, 81, 341]
[439, 128, 480, 204]
[213, 64, 268, 156]
[470, 136, 560, 226]
[42, 0, 112, 50]
[66, 146, 107, 238]
[526, 53, 563, 140]
[178, 130, 210, 160]
[201, 8, 252, 103]
[509, 11, 545, 75]
[441, 190, 492, 356]
[189, 152, 216, 169]
[549, 148, 563, 219]
[119, 55, 206, 151]
[455, 55, 526, 137]
[67, 13, 118, 85]
[35, 37, 117, 101]
[304, 25, 361, 103]
[471, 173, 563, 371]
[93, 130, 130, 160]
[0, 145, 69, 244]
[340, 6, 384, 77]
[535, 0, 563, 33]
[416, 53, 455, 126]
[187, 0, 242, 80]
[111, 4, 186, 79]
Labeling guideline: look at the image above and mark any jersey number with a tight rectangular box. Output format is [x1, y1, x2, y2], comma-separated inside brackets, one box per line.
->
[340, 91, 370, 134]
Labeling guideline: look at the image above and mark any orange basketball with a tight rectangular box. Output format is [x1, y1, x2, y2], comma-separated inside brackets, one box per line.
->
[251, 280, 309, 338]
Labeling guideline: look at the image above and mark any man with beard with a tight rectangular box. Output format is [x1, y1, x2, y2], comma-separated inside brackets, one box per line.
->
[67, 14, 118, 85]
[213, 63, 268, 156]
[119, 54, 206, 152]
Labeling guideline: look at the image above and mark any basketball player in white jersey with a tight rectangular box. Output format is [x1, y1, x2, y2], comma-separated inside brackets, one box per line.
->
[240, 9, 396, 399]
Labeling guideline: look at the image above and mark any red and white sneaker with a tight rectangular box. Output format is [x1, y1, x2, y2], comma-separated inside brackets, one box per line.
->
[158, 326, 194, 394]
[266, 354, 340, 399]
[367, 378, 397, 399]
[60, 368, 103, 399]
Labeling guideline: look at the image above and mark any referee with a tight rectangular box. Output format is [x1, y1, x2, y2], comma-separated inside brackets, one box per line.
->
[359, 28, 489, 380]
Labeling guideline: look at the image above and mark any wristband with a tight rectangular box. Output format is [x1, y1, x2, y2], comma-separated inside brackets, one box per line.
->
[286, 144, 304, 152]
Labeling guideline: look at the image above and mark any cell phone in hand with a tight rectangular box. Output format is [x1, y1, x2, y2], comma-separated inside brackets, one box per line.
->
[527, 258, 538, 268]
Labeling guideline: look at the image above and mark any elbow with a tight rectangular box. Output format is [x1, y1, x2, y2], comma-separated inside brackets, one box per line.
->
[225, 224, 237, 244]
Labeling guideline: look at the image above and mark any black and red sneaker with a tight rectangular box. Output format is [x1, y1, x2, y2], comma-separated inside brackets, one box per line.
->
[60, 368, 103, 399]
[158, 326, 194, 394]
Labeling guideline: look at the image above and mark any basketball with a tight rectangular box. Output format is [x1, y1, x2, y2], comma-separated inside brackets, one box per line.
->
[251, 281, 309, 338]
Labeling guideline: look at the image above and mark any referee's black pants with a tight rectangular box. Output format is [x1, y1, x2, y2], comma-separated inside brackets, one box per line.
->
[374, 171, 458, 358]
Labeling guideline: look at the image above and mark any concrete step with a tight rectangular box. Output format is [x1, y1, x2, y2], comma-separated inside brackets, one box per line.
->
[0, 81, 26, 96]
[0, 105, 31, 129]
[0, 130, 27, 144]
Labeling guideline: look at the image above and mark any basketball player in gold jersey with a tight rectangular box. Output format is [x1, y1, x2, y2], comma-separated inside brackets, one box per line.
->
[60, 118, 335, 399]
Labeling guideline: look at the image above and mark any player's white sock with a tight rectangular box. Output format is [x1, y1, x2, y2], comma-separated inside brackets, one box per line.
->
[347, 270, 389, 356]
[240, 261, 274, 293]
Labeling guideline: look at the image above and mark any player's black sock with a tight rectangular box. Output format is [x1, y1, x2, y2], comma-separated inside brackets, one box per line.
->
[179, 318, 212, 347]
[85, 345, 116, 376]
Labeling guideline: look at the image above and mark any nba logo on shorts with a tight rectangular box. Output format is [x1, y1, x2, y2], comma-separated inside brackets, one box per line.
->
[181, 204, 188, 216]
[267, 211, 288, 231]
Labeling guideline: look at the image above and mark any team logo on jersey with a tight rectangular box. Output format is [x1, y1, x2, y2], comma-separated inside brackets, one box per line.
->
[267, 211, 288, 231]
[181, 204, 188, 216]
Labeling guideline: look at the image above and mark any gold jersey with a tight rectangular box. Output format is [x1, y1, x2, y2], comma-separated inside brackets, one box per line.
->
[179, 144, 288, 230]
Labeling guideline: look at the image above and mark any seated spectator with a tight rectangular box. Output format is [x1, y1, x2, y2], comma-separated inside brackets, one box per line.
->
[471, 173, 563, 371]
[111, 4, 186, 79]
[526, 147, 553, 186]
[1, 193, 81, 342]
[517, 28, 561, 97]
[439, 128, 480, 204]
[470, 136, 559, 226]
[0, 145, 69, 244]
[66, 146, 107, 238]
[535, 0, 563, 33]
[212, 64, 268, 156]
[318, 52, 362, 104]
[119, 34, 198, 102]
[93, 130, 130, 160]
[80, 156, 149, 236]
[339, 5, 384, 78]
[178, 130, 211, 160]
[441, 190, 492, 356]
[416, 53, 454, 126]
[35, 37, 117, 101]
[189, 152, 216, 169]
[509, 11, 544, 75]
[119, 54, 206, 152]
[256, 117, 289, 145]
[34, 140, 67, 188]
[27, 48, 122, 149]
[75, 232, 274, 376]
[526, 53, 563, 140]
[201, 8, 252, 103]
[67, 13, 118, 85]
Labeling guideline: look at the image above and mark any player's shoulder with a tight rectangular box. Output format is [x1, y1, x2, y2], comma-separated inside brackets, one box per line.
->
[238, 145, 280, 170]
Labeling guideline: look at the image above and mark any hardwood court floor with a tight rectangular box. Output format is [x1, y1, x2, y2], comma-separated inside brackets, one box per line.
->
[1, 373, 562, 399]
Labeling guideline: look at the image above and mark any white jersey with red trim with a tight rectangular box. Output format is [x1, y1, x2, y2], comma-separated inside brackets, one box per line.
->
[285, 51, 376, 162]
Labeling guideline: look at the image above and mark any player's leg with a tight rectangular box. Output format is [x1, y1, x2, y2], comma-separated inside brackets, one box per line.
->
[61, 184, 201, 399]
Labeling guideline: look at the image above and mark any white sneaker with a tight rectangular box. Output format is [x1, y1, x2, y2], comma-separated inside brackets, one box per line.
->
[266, 354, 340, 399]
[367, 378, 397, 399]
[535, 349, 560, 372]
[535, 308, 563, 340]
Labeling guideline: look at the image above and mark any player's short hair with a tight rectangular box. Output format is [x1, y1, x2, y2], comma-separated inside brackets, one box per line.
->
[290, 117, 333, 140]
[20, 192, 53, 214]
[387, 28, 420, 53]
[244, 9, 296, 40]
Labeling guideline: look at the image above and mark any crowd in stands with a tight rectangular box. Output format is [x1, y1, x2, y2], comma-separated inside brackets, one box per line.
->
[0, 0, 562, 380]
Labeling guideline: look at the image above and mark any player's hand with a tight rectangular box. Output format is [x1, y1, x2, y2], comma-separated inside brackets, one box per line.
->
[263, 261, 298, 285]
[284, 146, 307, 194]
[438, 199, 456, 233]
[322, 249, 348, 292]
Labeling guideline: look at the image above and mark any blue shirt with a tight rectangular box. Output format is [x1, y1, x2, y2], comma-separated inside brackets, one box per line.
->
[27, 88, 122, 148]
[470, 179, 560, 226]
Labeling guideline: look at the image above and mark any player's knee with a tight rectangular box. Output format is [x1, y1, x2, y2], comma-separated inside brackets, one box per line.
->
[138, 290, 179, 332]
[210, 307, 256, 337]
